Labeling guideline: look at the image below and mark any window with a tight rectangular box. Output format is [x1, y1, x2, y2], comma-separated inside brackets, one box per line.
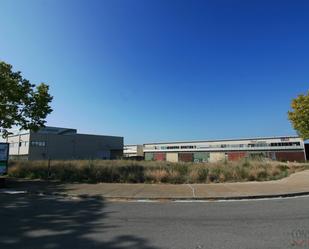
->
[271, 142, 301, 147]
[167, 146, 180, 149]
[256, 143, 267, 147]
[180, 145, 195, 149]
[31, 141, 46, 147]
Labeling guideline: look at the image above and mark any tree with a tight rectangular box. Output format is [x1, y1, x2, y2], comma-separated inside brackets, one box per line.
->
[0, 61, 53, 138]
[288, 91, 309, 140]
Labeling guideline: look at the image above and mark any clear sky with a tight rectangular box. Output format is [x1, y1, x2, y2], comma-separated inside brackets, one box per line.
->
[1, 0, 308, 144]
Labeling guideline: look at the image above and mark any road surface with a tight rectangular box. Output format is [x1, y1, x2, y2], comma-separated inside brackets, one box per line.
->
[1, 193, 309, 249]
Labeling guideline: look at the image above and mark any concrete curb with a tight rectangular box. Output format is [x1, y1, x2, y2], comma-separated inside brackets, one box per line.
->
[67, 191, 309, 201]
[4, 189, 309, 202]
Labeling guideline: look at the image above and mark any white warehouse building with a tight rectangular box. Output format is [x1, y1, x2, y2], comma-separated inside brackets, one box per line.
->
[3, 126, 123, 160]
[126, 136, 306, 162]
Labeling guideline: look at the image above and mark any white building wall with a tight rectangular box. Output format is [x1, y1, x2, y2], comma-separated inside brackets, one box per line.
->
[4, 127, 123, 160]
[124, 145, 143, 157]
[6, 133, 30, 156]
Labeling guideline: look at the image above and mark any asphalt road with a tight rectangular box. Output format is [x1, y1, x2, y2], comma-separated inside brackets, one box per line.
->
[1, 193, 309, 249]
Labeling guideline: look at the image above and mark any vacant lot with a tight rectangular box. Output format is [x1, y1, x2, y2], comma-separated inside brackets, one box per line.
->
[8, 159, 309, 184]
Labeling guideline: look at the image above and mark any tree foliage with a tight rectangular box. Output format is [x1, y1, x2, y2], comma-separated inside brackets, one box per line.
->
[288, 91, 309, 140]
[0, 61, 53, 138]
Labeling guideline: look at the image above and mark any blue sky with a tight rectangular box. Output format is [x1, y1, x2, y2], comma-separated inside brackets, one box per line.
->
[1, 0, 308, 144]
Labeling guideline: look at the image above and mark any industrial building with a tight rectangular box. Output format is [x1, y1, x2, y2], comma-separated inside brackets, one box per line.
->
[4, 126, 123, 160]
[142, 136, 307, 162]
[123, 145, 144, 159]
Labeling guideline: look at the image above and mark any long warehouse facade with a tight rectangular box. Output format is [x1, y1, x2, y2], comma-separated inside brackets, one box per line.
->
[143, 136, 307, 162]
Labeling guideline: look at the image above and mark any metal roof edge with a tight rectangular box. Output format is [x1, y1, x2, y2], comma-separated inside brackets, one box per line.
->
[143, 135, 302, 145]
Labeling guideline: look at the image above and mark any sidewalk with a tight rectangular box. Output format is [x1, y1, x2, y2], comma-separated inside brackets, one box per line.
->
[3, 170, 309, 200]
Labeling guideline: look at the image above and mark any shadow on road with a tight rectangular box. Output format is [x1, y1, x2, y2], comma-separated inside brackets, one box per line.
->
[0, 182, 158, 249]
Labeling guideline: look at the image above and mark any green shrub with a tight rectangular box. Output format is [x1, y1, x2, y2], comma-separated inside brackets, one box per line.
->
[171, 163, 189, 176]
[197, 167, 209, 182]
[118, 165, 145, 183]
[232, 165, 249, 181]
[208, 167, 222, 183]
[256, 169, 268, 181]
[242, 159, 250, 168]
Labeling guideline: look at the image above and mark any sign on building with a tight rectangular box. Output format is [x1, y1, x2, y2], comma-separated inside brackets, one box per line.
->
[0, 143, 9, 175]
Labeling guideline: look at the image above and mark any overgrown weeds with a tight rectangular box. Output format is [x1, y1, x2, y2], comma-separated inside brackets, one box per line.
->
[8, 159, 309, 184]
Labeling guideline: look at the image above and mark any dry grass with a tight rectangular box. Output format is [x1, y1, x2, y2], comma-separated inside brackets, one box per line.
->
[145, 169, 169, 183]
[8, 159, 309, 184]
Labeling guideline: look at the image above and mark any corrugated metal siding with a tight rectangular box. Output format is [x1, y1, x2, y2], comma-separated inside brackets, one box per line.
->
[228, 152, 247, 161]
[193, 152, 209, 162]
[110, 150, 123, 159]
[275, 151, 305, 162]
[209, 152, 226, 162]
[166, 153, 178, 162]
[145, 152, 154, 161]
[154, 153, 166, 161]
[178, 153, 193, 162]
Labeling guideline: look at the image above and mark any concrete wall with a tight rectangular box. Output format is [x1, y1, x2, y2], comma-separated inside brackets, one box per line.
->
[209, 152, 226, 162]
[166, 153, 178, 162]
[136, 145, 144, 157]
